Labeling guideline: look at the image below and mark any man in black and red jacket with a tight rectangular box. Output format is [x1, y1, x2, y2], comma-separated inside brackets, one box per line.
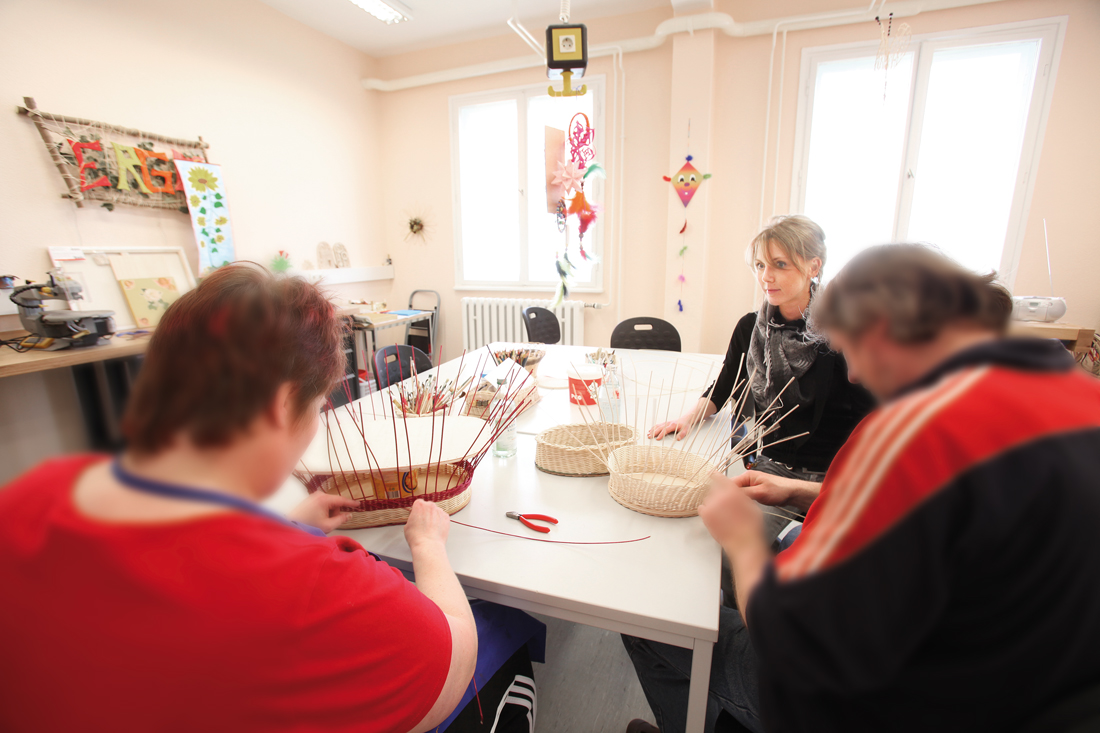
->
[701, 244, 1100, 732]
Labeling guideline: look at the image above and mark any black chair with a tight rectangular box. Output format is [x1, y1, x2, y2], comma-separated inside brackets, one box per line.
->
[373, 344, 433, 390]
[521, 306, 561, 344]
[610, 317, 681, 352]
[327, 320, 360, 409]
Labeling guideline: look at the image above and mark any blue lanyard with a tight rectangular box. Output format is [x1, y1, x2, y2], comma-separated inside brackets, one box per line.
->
[110, 458, 327, 537]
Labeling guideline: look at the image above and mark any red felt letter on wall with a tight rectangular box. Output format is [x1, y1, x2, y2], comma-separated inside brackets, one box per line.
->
[67, 139, 109, 191]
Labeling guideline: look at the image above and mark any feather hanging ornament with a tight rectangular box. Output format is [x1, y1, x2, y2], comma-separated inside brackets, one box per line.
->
[552, 251, 576, 307]
[547, 112, 603, 302]
[567, 190, 599, 260]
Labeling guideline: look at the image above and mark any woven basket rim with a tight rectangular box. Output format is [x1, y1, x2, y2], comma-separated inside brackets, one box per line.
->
[534, 462, 609, 478]
[340, 485, 472, 528]
[535, 422, 636, 451]
[307, 460, 474, 511]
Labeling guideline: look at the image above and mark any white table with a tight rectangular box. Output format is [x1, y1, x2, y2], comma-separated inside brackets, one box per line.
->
[356, 344, 724, 437]
[275, 344, 728, 733]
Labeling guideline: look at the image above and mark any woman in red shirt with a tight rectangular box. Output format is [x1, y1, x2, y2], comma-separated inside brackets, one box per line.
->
[0, 264, 477, 732]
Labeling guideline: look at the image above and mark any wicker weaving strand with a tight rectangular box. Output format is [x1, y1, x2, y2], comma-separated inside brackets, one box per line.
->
[601, 356, 800, 517]
[299, 349, 534, 528]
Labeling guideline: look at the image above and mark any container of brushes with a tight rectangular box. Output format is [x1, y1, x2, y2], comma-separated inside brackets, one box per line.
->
[584, 348, 618, 368]
[606, 445, 717, 517]
[534, 423, 637, 477]
[490, 346, 546, 376]
[305, 460, 474, 528]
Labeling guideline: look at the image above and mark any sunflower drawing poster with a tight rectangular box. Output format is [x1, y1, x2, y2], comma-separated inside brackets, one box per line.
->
[119, 277, 182, 328]
[174, 160, 236, 276]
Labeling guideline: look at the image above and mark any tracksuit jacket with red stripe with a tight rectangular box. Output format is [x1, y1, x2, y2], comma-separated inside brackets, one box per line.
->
[747, 338, 1100, 732]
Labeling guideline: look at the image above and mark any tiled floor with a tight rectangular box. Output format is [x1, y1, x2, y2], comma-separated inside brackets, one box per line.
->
[530, 614, 657, 733]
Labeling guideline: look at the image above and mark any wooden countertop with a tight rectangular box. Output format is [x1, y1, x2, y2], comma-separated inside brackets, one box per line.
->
[0, 309, 370, 379]
[0, 332, 150, 379]
[1008, 321, 1095, 355]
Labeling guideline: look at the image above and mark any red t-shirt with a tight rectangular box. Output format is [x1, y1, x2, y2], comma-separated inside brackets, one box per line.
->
[0, 455, 451, 732]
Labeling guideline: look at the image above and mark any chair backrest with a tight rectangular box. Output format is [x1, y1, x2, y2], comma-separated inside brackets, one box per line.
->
[373, 344, 433, 390]
[522, 306, 561, 345]
[610, 317, 681, 352]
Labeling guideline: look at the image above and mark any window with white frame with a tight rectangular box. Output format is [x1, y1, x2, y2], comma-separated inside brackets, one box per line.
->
[450, 78, 604, 291]
[791, 19, 1064, 284]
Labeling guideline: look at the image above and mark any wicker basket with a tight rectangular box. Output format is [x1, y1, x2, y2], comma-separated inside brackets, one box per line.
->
[606, 445, 717, 517]
[534, 423, 637, 477]
[305, 461, 474, 528]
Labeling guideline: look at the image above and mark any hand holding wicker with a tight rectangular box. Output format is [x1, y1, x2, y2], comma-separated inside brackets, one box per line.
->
[698, 473, 765, 554]
[287, 491, 360, 534]
[404, 499, 451, 550]
[732, 470, 819, 514]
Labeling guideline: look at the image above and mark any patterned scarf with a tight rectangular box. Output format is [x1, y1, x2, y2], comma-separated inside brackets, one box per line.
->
[746, 299, 818, 417]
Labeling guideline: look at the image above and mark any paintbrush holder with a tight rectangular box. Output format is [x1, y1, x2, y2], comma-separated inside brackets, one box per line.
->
[490, 346, 546, 376]
[305, 460, 474, 528]
[535, 422, 637, 477]
[606, 445, 717, 517]
[463, 379, 541, 420]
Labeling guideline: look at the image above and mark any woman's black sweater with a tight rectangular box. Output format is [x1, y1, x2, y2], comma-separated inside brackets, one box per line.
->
[706, 311, 875, 474]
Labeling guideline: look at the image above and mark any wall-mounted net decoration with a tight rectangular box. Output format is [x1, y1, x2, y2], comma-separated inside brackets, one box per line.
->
[17, 96, 209, 212]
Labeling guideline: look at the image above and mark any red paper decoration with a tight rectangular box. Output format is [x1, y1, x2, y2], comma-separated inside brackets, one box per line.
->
[67, 139, 109, 191]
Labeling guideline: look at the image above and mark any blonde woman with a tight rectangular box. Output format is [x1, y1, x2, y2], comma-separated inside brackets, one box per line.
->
[651, 215, 874, 543]
[626, 217, 875, 733]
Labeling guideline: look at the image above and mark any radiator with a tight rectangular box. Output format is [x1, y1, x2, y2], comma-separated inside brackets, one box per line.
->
[461, 298, 586, 350]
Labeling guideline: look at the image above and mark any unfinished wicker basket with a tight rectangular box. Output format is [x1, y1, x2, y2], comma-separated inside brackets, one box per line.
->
[535, 423, 637, 477]
[606, 445, 717, 517]
[304, 461, 474, 529]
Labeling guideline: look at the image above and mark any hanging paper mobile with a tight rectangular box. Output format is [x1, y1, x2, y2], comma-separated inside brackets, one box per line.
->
[663, 151, 711, 313]
[664, 155, 712, 211]
[548, 113, 605, 306]
[677, 245, 688, 312]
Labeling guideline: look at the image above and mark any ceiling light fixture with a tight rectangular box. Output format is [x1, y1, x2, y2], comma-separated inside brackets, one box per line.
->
[349, 0, 413, 25]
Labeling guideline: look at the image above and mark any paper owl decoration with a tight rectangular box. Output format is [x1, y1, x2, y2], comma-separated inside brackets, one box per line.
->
[663, 155, 711, 207]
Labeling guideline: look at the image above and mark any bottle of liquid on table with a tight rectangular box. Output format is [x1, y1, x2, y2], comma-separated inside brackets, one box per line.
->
[493, 377, 518, 458]
[598, 364, 622, 423]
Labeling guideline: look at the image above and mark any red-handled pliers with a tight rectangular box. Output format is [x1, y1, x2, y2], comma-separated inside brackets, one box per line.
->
[506, 511, 559, 533]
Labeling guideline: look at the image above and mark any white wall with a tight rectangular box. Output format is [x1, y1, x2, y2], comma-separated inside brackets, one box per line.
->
[2, 0, 1097, 480]
[0, 0, 387, 480]
[370, 0, 1100, 359]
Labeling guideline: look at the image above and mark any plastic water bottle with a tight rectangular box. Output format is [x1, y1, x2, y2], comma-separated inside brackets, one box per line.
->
[598, 364, 622, 423]
[493, 378, 518, 458]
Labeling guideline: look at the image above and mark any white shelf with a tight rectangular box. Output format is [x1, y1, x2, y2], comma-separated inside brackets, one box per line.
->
[293, 266, 394, 286]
